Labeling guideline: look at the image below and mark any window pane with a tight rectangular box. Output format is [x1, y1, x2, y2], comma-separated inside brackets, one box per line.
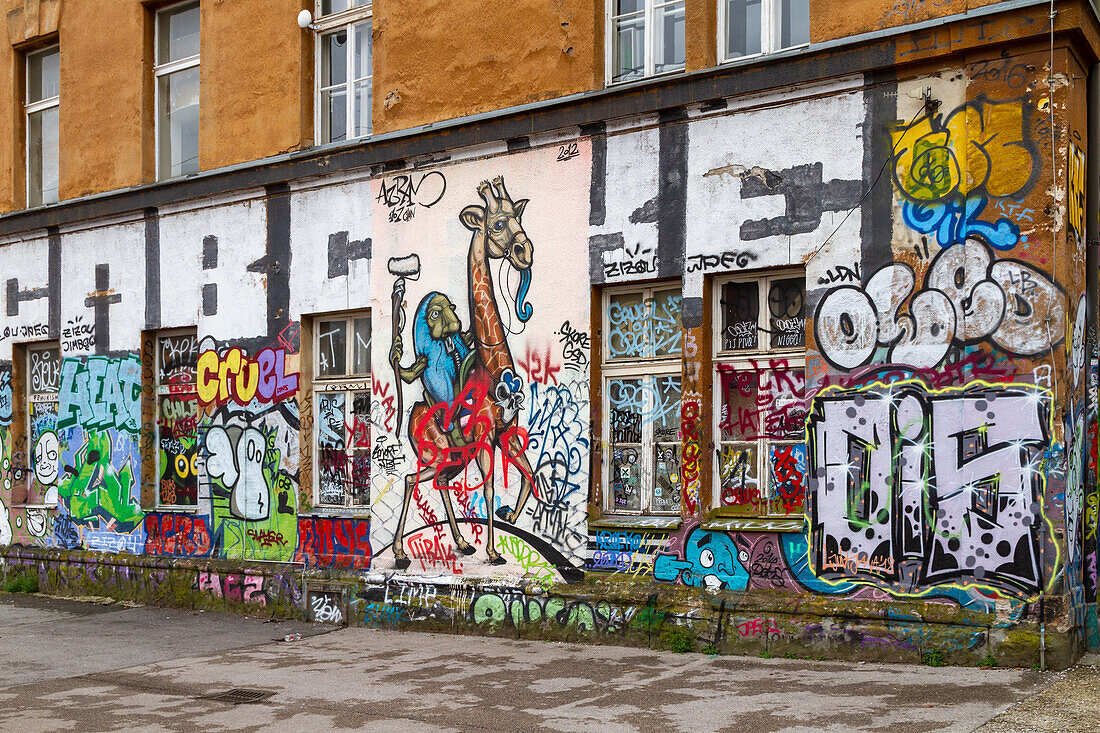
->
[609, 378, 643, 512]
[29, 400, 59, 501]
[353, 20, 372, 80]
[652, 443, 681, 512]
[352, 317, 371, 374]
[608, 291, 645, 359]
[349, 390, 370, 505]
[323, 31, 348, 87]
[317, 392, 347, 505]
[718, 366, 760, 441]
[769, 442, 806, 514]
[721, 281, 759, 351]
[612, 14, 646, 83]
[27, 107, 59, 207]
[158, 67, 200, 178]
[158, 393, 198, 506]
[614, 0, 645, 14]
[654, 1, 686, 74]
[159, 333, 198, 386]
[652, 374, 681, 514]
[353, 80, 371, 138]
[726, 0, 762, 57]
[651, 289, 683, 357]
[317, 320, 347, 376]
[27, 48, 59, 103]
[157, 2, 200, 64]
[764, 367, 806, 440]
[323, 0, 369, 14]
[29, 347, 60, 394]
[718, 443, 761, 507]
[767, 277, 806, 349]
[321, 88, 347, 144]
[779, 0, 810, 48]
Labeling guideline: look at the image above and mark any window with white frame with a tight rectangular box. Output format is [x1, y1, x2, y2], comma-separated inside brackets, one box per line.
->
[602, 284, 682, 515]
[155, 1, 200, 179]
[156, 330, 199, 507]
[314, 313, 371, 507]
[713, 271, 807, 516]
[24, 342, 60, 505]
[315, 0, 372, 144]
[721, 0, 809, 61]
[607, 0, 685, 84]
[25, 46, 59, 207]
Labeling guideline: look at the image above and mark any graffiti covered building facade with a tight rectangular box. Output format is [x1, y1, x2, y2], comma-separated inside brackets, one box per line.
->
[1, 0, 1099, 667]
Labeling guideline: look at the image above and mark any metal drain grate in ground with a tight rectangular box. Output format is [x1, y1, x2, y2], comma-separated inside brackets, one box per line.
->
[204, 688, 276, 705]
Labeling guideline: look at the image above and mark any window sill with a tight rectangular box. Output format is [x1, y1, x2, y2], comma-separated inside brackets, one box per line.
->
[590, 515, 681, 531]
[152, 505, 201, 513]
[718, 43, 811, 69]
[605, 66, 686, 89]
[13, 504, 55, 510]
[702, 515, 804, 532]
[303, 506, 371, 518]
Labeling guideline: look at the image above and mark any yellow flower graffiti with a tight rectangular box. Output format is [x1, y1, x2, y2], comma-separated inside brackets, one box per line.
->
[891, 97, 1037, 203]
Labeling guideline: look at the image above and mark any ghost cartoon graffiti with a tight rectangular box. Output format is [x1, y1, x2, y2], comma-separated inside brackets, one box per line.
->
[653, 527, 749, 590]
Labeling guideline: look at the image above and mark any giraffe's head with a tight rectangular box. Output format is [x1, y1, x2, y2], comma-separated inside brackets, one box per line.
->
[460, 176, 534, 322]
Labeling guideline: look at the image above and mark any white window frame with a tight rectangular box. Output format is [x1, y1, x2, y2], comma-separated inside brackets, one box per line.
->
[313, 1, 372, 145]
[605, 0, 686, 86]
[25, 45, 59, 208]
[601, 283, 683, 516]
[154, 0, 200, 181]
[154, 328, 199, 510]
[313, 311, 372, 509]
[718, 0, 810, 64]
[711, 269, 806, 515]
[23, 341, 60, 507]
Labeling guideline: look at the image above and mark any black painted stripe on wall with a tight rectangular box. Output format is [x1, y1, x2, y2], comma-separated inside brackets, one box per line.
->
[265, 183, 291, 338]
[859, 69, 899, 285]
[144, 207, 160, 330]
[47, 226, 60, 340]
[657, 108, 688, 279]
[581, 121, 607, 227]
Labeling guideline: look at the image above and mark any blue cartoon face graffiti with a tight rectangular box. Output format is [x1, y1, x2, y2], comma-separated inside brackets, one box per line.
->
[653, 528, 749, 590]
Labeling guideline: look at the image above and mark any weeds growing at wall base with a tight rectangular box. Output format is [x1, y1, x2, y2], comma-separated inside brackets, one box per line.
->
[3, 573, 39, 594]
[661, 625, 695, 653]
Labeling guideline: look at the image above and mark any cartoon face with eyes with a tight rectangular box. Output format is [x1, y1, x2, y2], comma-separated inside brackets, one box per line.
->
[653, 527, 750, 591]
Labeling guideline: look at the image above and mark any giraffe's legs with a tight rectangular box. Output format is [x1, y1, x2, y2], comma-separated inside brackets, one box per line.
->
[436, 473, 475, 556]
[392, 465, 437, 570]
[477, 449, 505, 564]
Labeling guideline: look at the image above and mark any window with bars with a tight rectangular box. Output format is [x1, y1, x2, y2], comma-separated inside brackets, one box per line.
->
[314, 313, 371, 507]
[315, 0, 372, 144]
[156, 330, 199, 508]
[607, 0, 685, 84]
[155, 1, 200, 179]
[721, 0, 809, 62]
[602, 283, 683, 515]
[713, 271, 807, 516]
[25, 46, 59, 207]
[22, 343, 60, 505]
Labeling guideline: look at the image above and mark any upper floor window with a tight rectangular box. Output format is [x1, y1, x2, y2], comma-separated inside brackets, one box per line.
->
[314, 313, 371, 508]
[713, 271, 807, 516]
[156, 330, 199, 508]
[26, 46, 59, 207]
[315, 1, 372, 144]
[602, 284, 683, 516]
[721, 0, 809, 61]
[155, 1, 200, 179]
[607, 0, 685, 85]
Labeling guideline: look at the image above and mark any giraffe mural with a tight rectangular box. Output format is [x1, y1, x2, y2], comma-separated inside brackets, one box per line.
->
[387, 178, 541, 568]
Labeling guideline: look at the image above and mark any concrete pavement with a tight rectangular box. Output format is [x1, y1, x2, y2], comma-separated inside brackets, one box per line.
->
[0, 592, 1071, 732]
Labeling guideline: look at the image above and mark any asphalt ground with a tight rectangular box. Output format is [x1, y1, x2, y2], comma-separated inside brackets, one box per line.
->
[0, 592, 1083, 732]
